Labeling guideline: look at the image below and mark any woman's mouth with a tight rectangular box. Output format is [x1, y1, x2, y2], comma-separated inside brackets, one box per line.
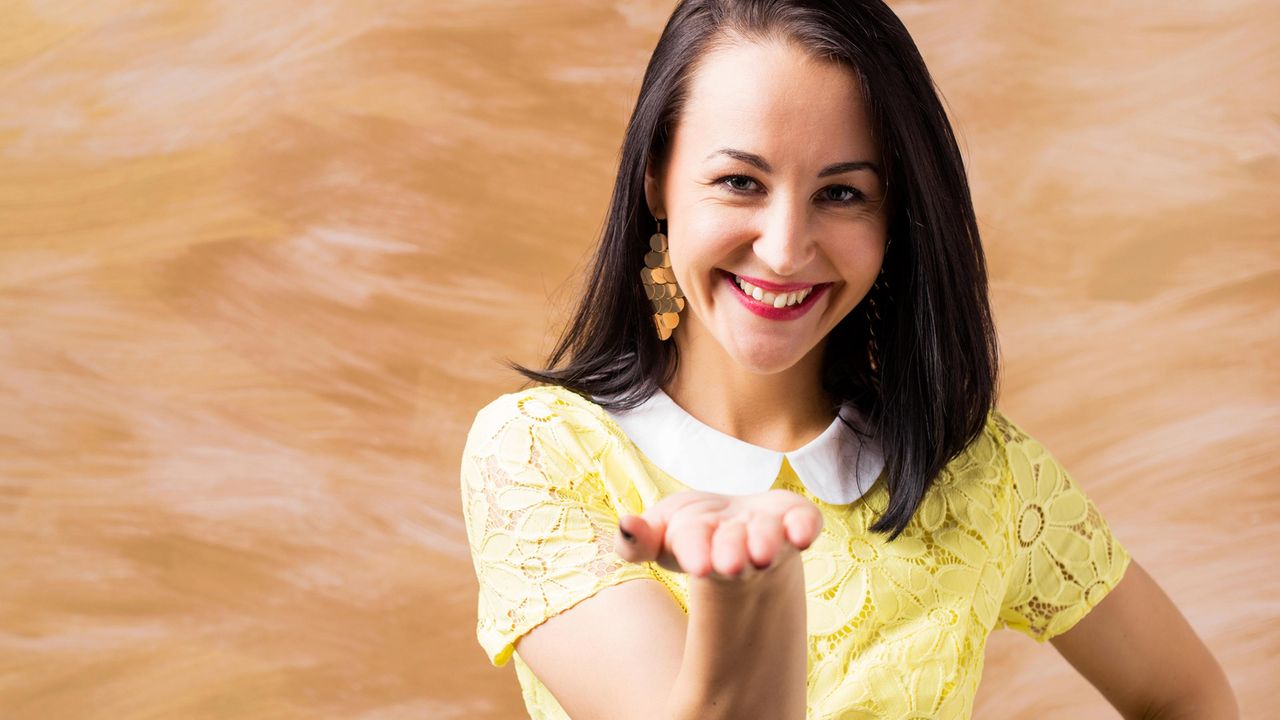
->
[719, 269, 832, 321]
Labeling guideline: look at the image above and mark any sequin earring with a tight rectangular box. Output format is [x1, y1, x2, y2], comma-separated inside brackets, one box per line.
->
[641, 216, 685, 341]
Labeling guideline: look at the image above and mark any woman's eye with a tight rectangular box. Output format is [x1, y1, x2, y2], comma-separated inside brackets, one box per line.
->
[821, 185, 865, 204]
[714, 175, 865, 205]
[716, 175, 760, 193]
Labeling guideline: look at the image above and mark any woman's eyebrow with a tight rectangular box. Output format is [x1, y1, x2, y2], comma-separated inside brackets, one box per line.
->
[705, 147, 881, 179]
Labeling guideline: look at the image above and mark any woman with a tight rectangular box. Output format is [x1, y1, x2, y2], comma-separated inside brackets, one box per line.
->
[458, 1, 1238, 718]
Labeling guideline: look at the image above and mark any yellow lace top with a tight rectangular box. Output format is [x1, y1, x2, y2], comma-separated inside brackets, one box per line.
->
[458, 384, 1131, 719]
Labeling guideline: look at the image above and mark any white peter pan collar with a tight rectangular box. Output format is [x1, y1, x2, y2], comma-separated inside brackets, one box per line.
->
[593, 387, 884, 505]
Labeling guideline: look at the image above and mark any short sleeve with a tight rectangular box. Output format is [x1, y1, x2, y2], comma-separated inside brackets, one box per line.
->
[458, 387, 656, 666]
[992, 410, 1132, 643]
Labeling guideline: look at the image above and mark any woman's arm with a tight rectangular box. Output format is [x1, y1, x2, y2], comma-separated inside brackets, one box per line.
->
[665, 551, 808, 720]
[513, 553, 808, 720]
[515, 490, 816, 720]
[1049, 558, 1239, 719]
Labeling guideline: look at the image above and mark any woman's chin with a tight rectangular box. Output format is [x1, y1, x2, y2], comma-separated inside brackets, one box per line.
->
[720, 333, 811, 374]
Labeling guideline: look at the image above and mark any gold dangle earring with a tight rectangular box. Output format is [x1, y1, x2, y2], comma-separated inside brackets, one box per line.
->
[641, 216, 685, 341]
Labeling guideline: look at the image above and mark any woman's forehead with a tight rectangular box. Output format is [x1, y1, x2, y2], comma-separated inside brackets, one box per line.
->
[676, 40, 876, 164]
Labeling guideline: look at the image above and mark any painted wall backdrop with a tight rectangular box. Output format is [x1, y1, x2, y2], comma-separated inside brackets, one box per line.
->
[2, 1, 1275, 717]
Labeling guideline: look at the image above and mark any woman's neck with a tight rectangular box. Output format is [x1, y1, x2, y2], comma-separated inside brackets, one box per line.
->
[663, 339, 836, 453]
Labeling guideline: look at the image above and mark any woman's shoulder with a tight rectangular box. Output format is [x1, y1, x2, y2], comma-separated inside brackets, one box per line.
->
[472, 383, 604, 422]
[927, 406, 1025, 515]
[948, 405, 1030, 468]
[986, 406, 1032, 447]
[981, 405, 1062, 477]
[937, 406, 1010, 475]
[465, 383, 613, 452]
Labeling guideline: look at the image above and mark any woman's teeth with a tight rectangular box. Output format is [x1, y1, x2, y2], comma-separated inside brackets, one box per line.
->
[733, 274, 814, 308]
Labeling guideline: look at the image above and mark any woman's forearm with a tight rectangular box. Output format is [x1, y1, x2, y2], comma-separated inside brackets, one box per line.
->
[663, 552, 809, 720]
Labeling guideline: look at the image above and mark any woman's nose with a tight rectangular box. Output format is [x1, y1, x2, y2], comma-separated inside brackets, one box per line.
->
[752, 199, 816, 277]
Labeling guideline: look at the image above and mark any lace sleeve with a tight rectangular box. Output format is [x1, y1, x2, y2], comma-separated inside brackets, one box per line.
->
[992, 410, 1132, 643]
[458, 388, 656, 666]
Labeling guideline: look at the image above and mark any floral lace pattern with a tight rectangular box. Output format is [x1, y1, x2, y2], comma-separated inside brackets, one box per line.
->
[459, 385, 1131, 719]
[458, 389, 656, 669]
[992, 411, 1131, 642]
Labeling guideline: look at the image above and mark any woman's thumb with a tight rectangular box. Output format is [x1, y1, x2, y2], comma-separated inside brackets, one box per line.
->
[616, 514, 660, 563]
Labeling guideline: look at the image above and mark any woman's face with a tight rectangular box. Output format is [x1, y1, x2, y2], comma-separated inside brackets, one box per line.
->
[645, 38, 889, 376]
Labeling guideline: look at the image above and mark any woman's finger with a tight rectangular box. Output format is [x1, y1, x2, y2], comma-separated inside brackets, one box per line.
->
[616, 497, 683, 564]
[615, 514, 656, 563]
[710, 517, 750, 578]
[670, 517, 717, 577]
[746, 510, 785, 569]
[782, 503, 823, 550]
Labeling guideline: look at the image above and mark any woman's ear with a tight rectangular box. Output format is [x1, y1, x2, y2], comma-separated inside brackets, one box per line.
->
[643, 158, 665, 219]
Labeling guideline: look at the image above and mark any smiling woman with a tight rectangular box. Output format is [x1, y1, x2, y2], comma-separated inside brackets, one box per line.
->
[458, 1, 1240, 719]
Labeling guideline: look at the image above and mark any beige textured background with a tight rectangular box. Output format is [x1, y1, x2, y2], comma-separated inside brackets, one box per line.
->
[1, 1, 1275, 717]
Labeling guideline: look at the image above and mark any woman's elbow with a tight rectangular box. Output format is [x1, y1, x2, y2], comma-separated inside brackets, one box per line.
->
[1142, 678, 1239, 720]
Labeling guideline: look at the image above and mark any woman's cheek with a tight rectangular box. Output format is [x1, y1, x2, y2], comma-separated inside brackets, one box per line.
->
[681, 212, 754, 260]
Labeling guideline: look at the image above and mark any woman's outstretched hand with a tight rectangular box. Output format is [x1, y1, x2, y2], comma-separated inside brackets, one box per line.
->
[614, 489, 823, 581]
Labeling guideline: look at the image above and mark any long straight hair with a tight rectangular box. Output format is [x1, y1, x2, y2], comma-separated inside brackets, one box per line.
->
[505, 0, 1000, 542]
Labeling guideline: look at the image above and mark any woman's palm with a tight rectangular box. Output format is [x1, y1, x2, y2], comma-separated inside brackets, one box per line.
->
[614, 489, 823, 580]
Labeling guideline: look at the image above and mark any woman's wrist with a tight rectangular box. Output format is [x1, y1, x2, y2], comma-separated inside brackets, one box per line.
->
[673, 549, 809, 718]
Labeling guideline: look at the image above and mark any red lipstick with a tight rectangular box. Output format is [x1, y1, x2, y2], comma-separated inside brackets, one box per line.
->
[731, 273, 820, 292]
[722, 270, 831, 321]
